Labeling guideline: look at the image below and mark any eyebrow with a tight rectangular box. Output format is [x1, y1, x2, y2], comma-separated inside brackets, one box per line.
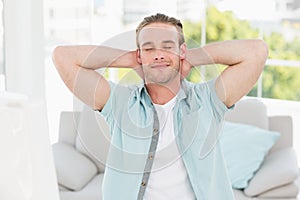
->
[141, 40, 176, 47]
[162, 40, 176, 44]
[141, 42, 153, 47]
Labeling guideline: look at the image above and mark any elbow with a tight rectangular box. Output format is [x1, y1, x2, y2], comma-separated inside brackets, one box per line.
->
[254, 39, 269, 67]
[52, 46, 66, 70]
[52, 46, 61, 69]
[258, 39, 269, 60]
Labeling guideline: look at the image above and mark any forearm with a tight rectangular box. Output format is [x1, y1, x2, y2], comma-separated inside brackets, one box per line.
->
[52, 45, 138, 70]
[81, 46, 138, 69]
[186, 39, 267, 67]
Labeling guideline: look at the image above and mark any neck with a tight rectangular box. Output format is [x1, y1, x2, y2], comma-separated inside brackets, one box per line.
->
[145, 77, 181, 105]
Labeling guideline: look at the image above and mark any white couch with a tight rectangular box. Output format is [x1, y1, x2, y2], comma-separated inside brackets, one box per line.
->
[52, 99, 299, 200]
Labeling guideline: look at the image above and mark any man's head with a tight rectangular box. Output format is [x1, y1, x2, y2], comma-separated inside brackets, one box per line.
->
[136, 13, 185, 49]
[135, 13, 187, 85]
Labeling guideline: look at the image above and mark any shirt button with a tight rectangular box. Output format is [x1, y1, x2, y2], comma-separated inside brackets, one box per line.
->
[141, 181, 146, 186]
[153, 128, 159, 135]
[148, 154, 153, 160]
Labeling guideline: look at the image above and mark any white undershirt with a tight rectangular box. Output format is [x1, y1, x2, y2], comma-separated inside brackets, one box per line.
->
[143, 96, 196, 200]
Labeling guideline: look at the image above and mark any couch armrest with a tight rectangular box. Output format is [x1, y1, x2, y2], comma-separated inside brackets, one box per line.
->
[244, 147, 299, 196]
[268, 116, 293, 152]
[58, 111, 80, 145]
[52, 142, 98, 191]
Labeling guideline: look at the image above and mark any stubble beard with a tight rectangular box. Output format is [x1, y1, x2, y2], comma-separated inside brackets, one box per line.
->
[143, 60, 181, 85]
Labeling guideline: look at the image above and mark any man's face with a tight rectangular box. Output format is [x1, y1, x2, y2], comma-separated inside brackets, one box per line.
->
[137, 23, 185, 85]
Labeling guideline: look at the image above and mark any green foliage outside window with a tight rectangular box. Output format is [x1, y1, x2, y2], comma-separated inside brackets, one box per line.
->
[184, 6, 300, 101]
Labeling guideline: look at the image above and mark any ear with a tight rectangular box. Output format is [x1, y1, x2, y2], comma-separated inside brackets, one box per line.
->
[179, 43, 191, 80]
[179, 43, 187, 60]
[134, 48, 145, 80]
[136, 49, 142, 64]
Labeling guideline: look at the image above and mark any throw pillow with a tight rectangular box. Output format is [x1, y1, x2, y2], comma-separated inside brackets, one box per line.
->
[52, 143, 98, 191]
[244, 147, 299, 196]
[219, 121, 280, 189]
[75, 106, 110, 173]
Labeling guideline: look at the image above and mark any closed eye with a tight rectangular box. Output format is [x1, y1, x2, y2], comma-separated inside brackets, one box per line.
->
[143, 47, 154, 52]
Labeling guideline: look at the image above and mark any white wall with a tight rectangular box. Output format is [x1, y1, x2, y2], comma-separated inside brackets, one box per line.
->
[2, 1, 60, 199]
[4, 0, 45, 98]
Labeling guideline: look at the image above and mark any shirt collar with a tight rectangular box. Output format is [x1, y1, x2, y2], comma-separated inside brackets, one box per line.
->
[137, 80, 189, 106]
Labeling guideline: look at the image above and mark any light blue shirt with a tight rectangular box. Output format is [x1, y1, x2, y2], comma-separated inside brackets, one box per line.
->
[99, 79, 235, 200]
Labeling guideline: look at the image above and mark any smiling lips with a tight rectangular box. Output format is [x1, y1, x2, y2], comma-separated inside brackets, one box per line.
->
[151, 62, 170, 68]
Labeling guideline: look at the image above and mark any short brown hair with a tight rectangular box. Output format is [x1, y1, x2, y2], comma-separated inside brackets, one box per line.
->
[136, 13, 185, 48]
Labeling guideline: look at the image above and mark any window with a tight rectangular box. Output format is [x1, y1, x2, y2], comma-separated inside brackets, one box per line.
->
[0, 0, 5, 91]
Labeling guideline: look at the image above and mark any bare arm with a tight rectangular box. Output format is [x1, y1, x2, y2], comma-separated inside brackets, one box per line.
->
[52, 45, 139, 110]
[186, 39, 268, 107]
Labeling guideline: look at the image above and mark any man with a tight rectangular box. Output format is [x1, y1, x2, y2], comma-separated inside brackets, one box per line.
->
[53, 13, 268, 200]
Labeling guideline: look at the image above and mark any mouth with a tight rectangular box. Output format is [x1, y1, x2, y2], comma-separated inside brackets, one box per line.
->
[151, 63, 170, 69]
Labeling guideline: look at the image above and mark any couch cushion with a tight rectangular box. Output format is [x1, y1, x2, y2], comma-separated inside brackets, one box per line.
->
[59, 174, 104, 200]
[58, 111, 80, 145]
[233, 189, 251, 200]
[52, 143, 98, 191]
[220, 121, 280, 189]
[75, 106, 110, 173]
[225, 99, 268, 129]
[257, 182, 299, 198]
[59, 184, 70, 191]
[268, 116, 293, 153]
[244, 147, 299, 196]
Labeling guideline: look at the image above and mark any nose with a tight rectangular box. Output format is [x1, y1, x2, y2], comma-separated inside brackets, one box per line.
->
[154, 49, 165, 61]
